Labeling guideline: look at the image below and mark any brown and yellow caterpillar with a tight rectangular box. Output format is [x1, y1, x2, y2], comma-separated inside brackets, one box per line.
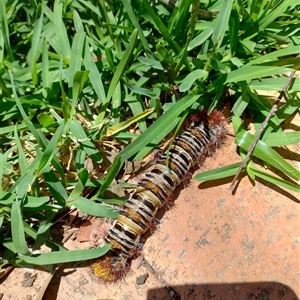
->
[91, 109, 228, 282]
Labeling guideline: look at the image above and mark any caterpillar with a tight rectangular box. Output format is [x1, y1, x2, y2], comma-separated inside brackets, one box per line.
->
[91, 109, 228, 283]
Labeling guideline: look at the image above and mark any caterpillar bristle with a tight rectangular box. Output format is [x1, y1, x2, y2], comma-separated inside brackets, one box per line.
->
[164, 193, 176, 210]
[91, 109, 228, 283]
[147, 219, 158, 233]
[182, 171, 193, 187]
[91, 253, 131, 283]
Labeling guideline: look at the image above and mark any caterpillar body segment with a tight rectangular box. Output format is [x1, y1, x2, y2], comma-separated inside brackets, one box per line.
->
[91, 110, 228, 283]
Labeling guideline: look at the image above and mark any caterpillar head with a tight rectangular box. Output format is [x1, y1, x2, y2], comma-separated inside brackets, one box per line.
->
[91, 252, 131, 283]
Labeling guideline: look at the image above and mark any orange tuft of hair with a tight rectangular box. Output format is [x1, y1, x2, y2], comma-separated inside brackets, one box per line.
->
[91, 252, 131, 283]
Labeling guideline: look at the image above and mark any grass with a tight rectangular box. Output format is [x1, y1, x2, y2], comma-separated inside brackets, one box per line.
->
[0, 0, 299, 270]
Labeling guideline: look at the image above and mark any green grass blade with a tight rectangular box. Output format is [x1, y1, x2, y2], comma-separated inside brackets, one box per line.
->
[226, 65, 295, 83]
[97, 155, 122, 196]
[67, 169, 88, 201]
[0, 0, 12, 57]
[70, 70, 89, 118]
[14, 127, 29, 174]
[17, 246, 111, 265]
[8, 155, 39, 197]
[121, 0, 153, 56]
[53, 0, 71, 58]
[250, 77, 300, 92]
[264, 132, 300, 147]
[36, 121, 65, 173]
[211, 0, 234, 48]
[138, 57, 164, 70]
[0, 148, 16, 197]
[127, 82, 156, 97]
[42, 166, 68, 205]
[36, 221, 53, 247]
[73, 9, 84, 33]
[27, 4, 43, 85]
[11, 198, 30, 255]
[179, 69, 208, 92]
[23, 223, 65, 252]
[42, 38, 50, 88]
[231, 88, 250, 118]
[69, 196, 119, 218]
[194, 162, 242, 182]
[69, 32, 86, 88]
[23, 196, 50, 208]
[142, 0, 181, 54]
[132, 95, 201, 160]
[236, 131, 300, 181]
[249, 166, 300, 194]
[106, 109, 154, 137]
[188, 25, 214, 51]
[229, 4, 239, 56]
[69, 119, 103, 163]
[83, 41, 106, 103]
[104, 29, 138, 105]
[259, 0, 294, 30]
[242, 45, 300, 66]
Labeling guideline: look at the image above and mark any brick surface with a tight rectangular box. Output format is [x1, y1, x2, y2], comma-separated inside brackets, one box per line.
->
[1, 135, 299, 300]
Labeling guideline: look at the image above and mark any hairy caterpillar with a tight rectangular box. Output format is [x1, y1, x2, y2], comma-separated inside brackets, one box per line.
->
[91, 109, 228, 282]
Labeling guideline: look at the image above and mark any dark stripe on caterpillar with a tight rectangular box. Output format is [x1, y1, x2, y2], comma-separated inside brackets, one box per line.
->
[91, 109, 228, 283]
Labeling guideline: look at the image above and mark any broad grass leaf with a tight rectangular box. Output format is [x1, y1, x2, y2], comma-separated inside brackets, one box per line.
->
[226, 65, 295, 83]
[179, 69, 208, 92]
[231, 88, 250, 118]
[0, 0, 12, 57]
[138, 57, 164, 70]
[37, 113, 55, 127]
[23, 196, 50, 208]
[188, 25, 214, 51]
[229, 5, 239, 56]
[264, 132, 300, 147]
[250, 77, 300, 92]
